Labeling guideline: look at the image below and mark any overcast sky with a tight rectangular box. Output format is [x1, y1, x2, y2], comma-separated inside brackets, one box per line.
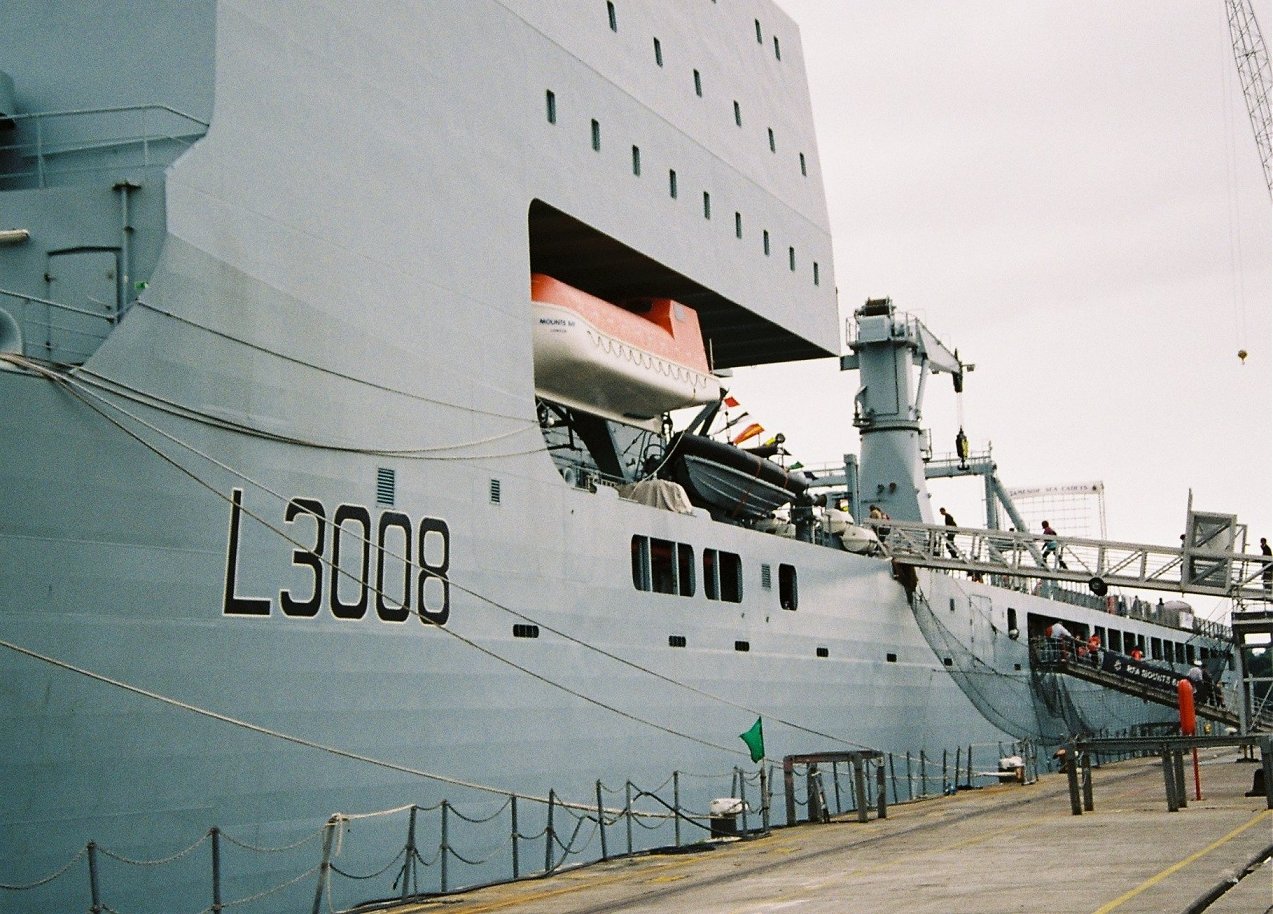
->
[726, 1, 1271, 615]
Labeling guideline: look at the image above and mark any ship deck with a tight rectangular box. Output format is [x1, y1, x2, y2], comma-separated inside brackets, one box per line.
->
[378, 750, 1272, 914]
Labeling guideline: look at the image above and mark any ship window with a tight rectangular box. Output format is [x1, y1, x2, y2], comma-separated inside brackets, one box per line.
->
[703, 191, 711, 219]
[735, 640, 750, 652]
[813, 261, 820, 285]
[816, 646, 829, 658]
[799, 152, 807, 176]
[763, 230, 770, 255]
[1108, 629, 1122, 653]
[703, 548, 742, 603]
[677, 543, 695, 596]
[668, 169, 678, 198]
[653, 37, 663, 67]
[1186, 644, 1195, 663]
[788, 246, 796, 271]
[632, 535, 651, 590]
[773, 35, 781, 60]
[607, 1, 617, 32]
[944, 657, 953, 666]
[1095, 625, 1105, 646]
[650, 537, 677, 594]
[886, 653, 898, 663]
[734, 100, 742, 126]
[754, 19, 762, 43]
[779, 564, 797, 610]
[1175, 642, 1185, 664]
[545, 90, 557, 125]
[768, 127, 776, 152]
[669, 635, 687, 648]
[632, 145, 641, 176]
[591, 119, 601, 151]
[693, 69, 702, 97]
[735, 212, 743, 239]
[1007, 607, 1018, 634]
[1151, 637, 1162, 660]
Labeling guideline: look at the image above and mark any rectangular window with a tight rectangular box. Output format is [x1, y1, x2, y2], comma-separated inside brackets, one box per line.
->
[754, 19, 762, 43]
[767, 127, 776, 152]
[1108, 629, 1122, 653]
[702, 191, 711, 219]
[653, 37, 663, 66]
[703, 548, 742, 602]
[735, 212, 743, 239]
[735, 640, 750, 652]
[734, 100, 742, 126]
[631, 145, 641, 176]
[677, 543, 695, 597]
[1186, 644, 1196, 664]
[773, 35, 781, 60]
[1151, 637, 1162, 661]
[545, 90, 557, 125]
[693, 69, 702, 97]
[816, 646, 829, 658]
[668, 169, 678, 198]
[591, 119, 601, 151]
[669, 635, 687, 648]
[1007, 607, 1018, 635]
[632, 535, 651, 590]
[763, 230, 770, 255]
[779, 564, 797, 610]
[788, 246, 796, 271]
[607, 1, 617, 32]
[650, 537, 677, 594]
[1095, 625, 1105, 647]
[813, 261, 820, 286]
[799, 152, 807, 176]
[886, 653, 898, 663]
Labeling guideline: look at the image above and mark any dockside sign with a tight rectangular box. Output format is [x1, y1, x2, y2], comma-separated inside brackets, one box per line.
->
[1100, 652, 1180, 692]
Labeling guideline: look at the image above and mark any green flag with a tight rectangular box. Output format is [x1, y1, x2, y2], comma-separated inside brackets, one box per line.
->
[739, 717, 764, 763]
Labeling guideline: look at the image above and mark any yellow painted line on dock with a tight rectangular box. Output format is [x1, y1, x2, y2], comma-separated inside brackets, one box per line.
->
[1089, 808, 1273, 914]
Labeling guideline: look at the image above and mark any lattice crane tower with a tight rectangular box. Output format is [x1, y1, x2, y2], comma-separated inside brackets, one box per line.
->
[1226, 0, 1273, 197]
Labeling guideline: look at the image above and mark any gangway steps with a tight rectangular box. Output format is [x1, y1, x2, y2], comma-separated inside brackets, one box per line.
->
[1036, 655, 1273, 732]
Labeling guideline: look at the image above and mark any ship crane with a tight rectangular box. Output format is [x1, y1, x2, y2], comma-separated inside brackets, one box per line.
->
[1225, 0, 1273, 197]
[840, 297, 971, 524]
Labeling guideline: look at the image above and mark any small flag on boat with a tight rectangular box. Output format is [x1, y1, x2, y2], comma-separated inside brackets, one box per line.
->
[723, 395, 740, 408]
[732, 423, 764, 445]
[739, 717, 765, 763]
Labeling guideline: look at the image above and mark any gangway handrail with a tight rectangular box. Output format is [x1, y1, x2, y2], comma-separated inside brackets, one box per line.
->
[872, 519, 1270, 603]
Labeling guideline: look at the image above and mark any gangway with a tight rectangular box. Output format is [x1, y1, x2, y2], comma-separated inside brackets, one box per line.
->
[1030, 638, 1273, 732]
[876, 520, 1270, 603]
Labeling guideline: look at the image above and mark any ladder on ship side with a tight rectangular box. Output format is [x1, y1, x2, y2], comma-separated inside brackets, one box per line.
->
[876, 520, 1271, 603]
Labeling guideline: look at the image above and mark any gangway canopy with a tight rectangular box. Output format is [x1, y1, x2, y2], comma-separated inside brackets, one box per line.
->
[874, 519, 1269, 602]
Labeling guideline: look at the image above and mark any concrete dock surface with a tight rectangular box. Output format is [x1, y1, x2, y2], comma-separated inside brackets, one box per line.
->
[378, 750, 1271, 914]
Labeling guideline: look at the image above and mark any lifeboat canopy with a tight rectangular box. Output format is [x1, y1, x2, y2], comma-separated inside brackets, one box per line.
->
[531, 274, 720, 430]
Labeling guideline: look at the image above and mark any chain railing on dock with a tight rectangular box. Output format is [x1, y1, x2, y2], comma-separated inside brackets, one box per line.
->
[1, 739, 1054, 912]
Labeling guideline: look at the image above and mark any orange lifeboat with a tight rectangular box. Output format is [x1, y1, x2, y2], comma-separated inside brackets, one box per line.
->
[531, 274, 720, 429]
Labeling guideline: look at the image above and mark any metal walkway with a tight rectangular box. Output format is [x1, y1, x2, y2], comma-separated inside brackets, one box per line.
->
[877, 520, 1272, 602]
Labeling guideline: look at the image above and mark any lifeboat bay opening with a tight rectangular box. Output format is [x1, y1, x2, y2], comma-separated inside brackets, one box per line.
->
[528, 200, 831, 369]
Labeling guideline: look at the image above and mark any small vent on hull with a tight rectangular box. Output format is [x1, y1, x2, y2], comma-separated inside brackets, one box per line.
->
[513, 624, 539, 639]
[490, 479, 502, 504]
[376, 468, 395, 506]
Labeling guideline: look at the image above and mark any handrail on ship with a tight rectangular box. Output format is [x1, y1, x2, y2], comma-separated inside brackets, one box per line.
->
[0, 104, 209, 187]
[872, 519, 1269, 606]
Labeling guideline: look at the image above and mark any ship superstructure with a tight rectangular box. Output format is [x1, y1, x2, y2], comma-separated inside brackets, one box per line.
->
[0, 3, 1259, 911]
